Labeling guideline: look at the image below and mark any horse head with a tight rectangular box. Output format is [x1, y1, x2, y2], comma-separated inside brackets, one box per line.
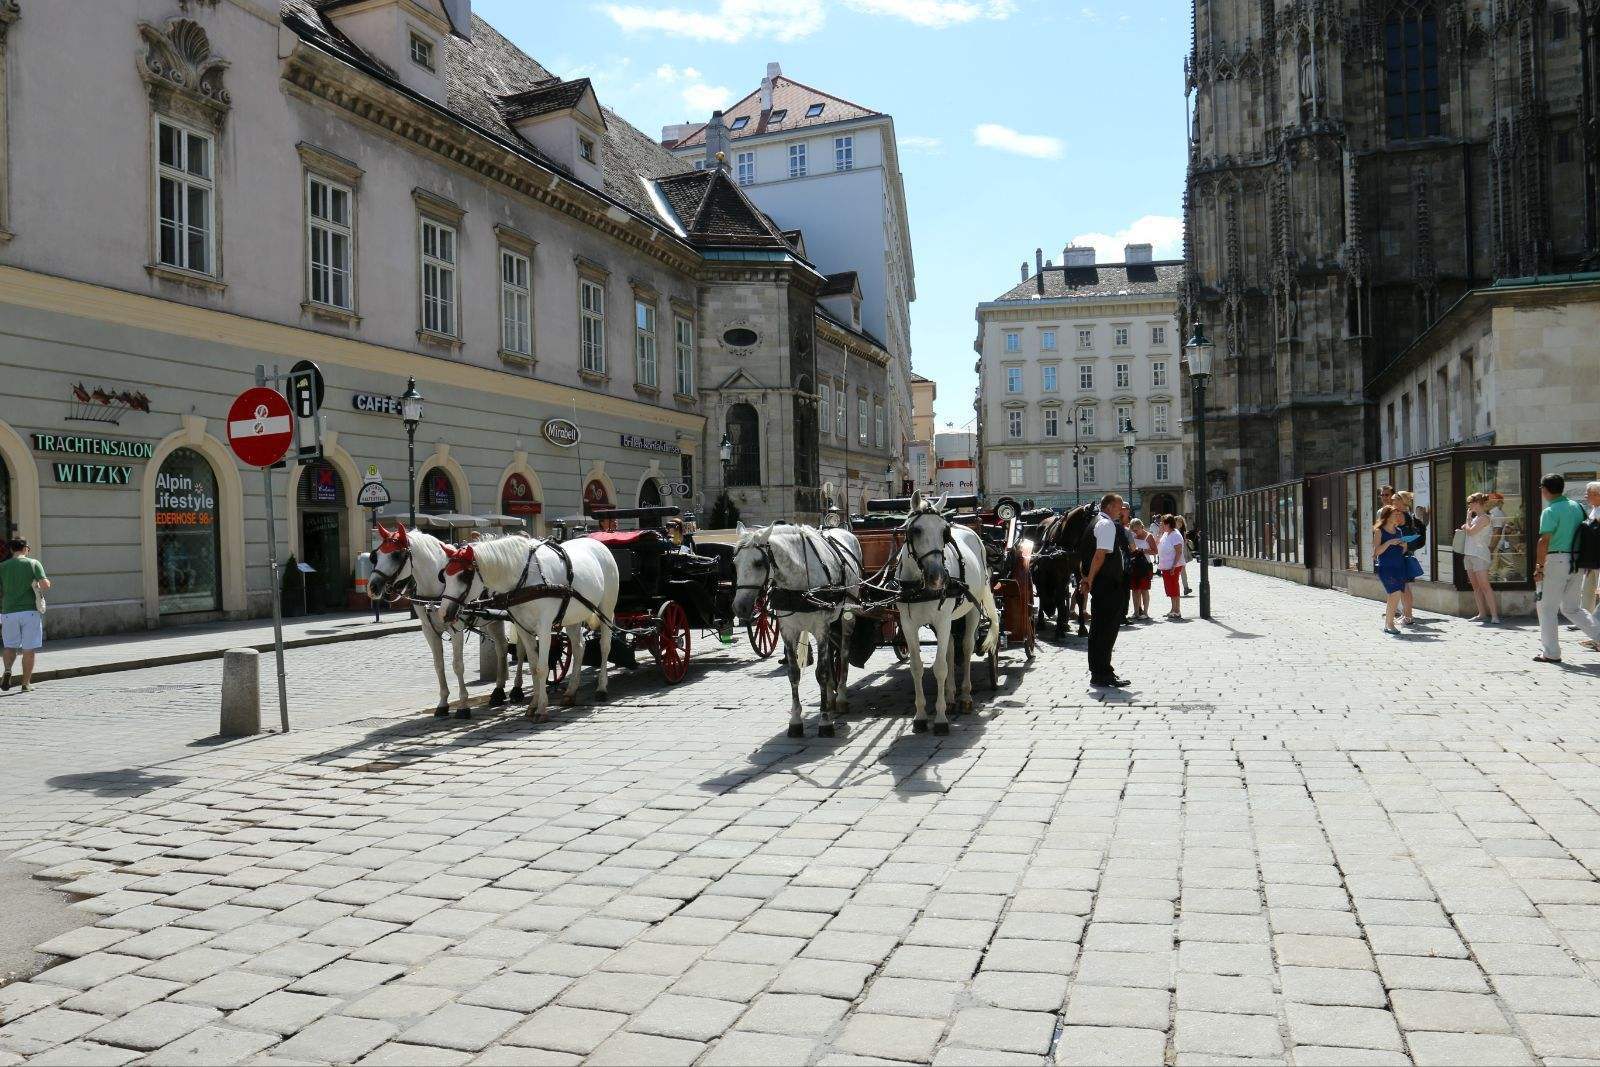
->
[367, 521, 412, 600]
[731, 522, 771, 625]
[438, 543, 480, 625]
[902, 492, 952, 592]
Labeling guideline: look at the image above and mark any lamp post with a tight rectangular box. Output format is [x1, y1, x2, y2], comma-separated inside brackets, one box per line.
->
[1186, 321, 1215, 619]
[400, 376, 424, 527]
[1121, 424, 1137, 517]
[719, 431, 733, 483]
[1071, 409, 1089, 507]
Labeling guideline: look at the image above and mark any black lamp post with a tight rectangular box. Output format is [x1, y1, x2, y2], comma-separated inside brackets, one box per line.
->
[400, 376, 424, 527]
[1186, 321, 1215, 619]
[1071, 409, 1089, 507]
[719, 431, 733, 484]
[1121, 423, 1137, 517]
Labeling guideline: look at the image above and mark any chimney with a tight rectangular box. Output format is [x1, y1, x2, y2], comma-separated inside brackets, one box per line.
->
[705, 111, 729, 171]
[1063, 245, 1096, 268]
[1124, 242, 1153, 264]
[1035, 248, 1044, 296]
[761, 61, 781, 113]
[1020, 262, 1028, 282]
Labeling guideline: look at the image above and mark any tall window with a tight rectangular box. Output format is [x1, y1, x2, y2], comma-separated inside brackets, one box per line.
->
[1152, 361, 1168, 388]
[858, 396, 869, 443]
[835, 136, 854, 171]
[1115, 404, 1134, 434]
[789, 143, 807, 178]
[1007, 410, 1022, 439]
[727, 403, 760, 486]
[874, 403, 885, 447]
[635, 301, 658, 388]
[1042, 329, 1057, 351]
[1006, 367, 1022, 393]
[1043, 365, 1058, 392]
[306, 175, 352, 310]
[419, 218, 456, 336]
[1385, 9, 1440, 140]
[1082, 454, 1097, 483]
[1151, 325, 1166, 345]
[1155, 452, 1170, 482]
[820, 383, 832, 433]
[1044, 456, 1061, 484]
[1114, 326, 1129, 347]
[1077, 328, 1093, 350]
[1079, 364, 1094, 391]
[580, 278, 606, 374]
[1116, 363, 1131, 389]
[500, 250, 531, 355]
[1005, 332, 1021, 353]
[1153, 402, 1169, 435]
[736, 151, 755, 185]
[1044, 409, 1059, 438]
[1008, 457, 1025, 486]
[156, 119, 214, 275]
[835, 383, 846, 436]
[674, 316, 694, 395]
[156, 448, 222, 614]
[1077, 406, 1096, 438]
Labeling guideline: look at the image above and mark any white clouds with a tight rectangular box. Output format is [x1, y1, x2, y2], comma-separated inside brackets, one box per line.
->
[682, 82, 733, 112]
[972, 123, 1065, 160]
[654, 64, 703, 82]
[1069, 215, 1184, 261]
[898, 135, 944, 153]
[603, 0, 826, 43]
[840, 0, 1016, 28]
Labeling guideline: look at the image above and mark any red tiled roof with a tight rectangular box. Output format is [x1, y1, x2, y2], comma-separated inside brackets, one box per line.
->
[670, 75, 881, 149]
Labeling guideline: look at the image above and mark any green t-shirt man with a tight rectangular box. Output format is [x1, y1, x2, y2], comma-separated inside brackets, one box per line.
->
[0, 555, 47, 614]
[1539, 495, 1587, 553]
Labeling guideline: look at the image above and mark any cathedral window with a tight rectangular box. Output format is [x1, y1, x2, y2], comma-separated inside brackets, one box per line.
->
[1384, 9, 1441, 140]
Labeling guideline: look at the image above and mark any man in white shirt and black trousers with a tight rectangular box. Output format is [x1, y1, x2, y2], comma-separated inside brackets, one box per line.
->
[1084, 492, 1132, 688]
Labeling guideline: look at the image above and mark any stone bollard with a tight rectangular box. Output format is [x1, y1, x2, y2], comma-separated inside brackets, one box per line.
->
[478, 620, 505, 683]
[220, 648, 261, 737]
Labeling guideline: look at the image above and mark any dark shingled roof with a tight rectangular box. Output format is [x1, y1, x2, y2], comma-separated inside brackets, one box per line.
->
[282, 2, 689, 220]
[654, 170, 796, 249]
[820, 271, 859, 297]
[992, 260, 1185, 302]
[500, 77, 598, 123]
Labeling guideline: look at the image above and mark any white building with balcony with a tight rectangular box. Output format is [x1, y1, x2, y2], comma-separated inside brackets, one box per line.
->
[975, 244, 1186, 516]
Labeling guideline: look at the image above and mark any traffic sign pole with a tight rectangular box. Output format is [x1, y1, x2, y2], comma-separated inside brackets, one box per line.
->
[248, 366, 292, 733]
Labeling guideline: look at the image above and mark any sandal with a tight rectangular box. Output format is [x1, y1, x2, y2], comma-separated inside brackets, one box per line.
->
[1533, 655, 1563, 664]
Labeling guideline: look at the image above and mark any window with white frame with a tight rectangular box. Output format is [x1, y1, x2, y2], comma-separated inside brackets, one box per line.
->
[635, 300, 658, 388]
[1006, 366, 1022, 393]
[835, 383, 846, 436]
[1152, 361, 1168, 388]
[1152, 402, 1169, 435]
[306, 174, 352, 310]
[1077, 328, 1093, 349]
[579, 136, 596, 164]
[1114, 326, 1129, 347]
[1004, 332, 1020, 353]
[819, 383, 832, 433]
[1041, 329, 1057, 351]
[1042, 365, 1057, 392]
[1007, 410, 1022, 439]
[156, 118, 215, 275]
[409, 32, 435, 71]
[1044, 408, 1059, 438]
[1078, 363, 1094, 390]
[1115, 363, 1131, 389]
[736, 151, 754, 185]
[1009, 457, 1025, 486]
[1154, 452, 1170, 482]
[1151, 325, 1166, 345]
[835, 136, 854, 171]
[1082, 453, 1097, 483]
[419, 217, 456, 335]
[874, 402, 884, 447]
[500, 249, 531, 355]
[1077, 406, 1096, 438]
[674, 315, 694, 395]
[580, 278, 605, 374]
[1115, 404, 1133, 434]
[788, 143, 807, 178]
[1044, 455, 1061, 484]
[858, 396, 869, 443]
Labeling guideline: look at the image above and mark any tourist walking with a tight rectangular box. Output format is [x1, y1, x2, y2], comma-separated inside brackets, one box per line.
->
[1583, 481, 1600, 614]
[1157, 515, 1185, 619]
[1128, 519, 1156, 621]
[1534, 474, 1600, 663]
[0, 538, 50, 693]
[1373, 505, 1409, 635]
[1085, 493, 1131, 688]
[1175, 514, 1193, 595]
[1393, 490, 1426, 624]
[1457, 492, 1499, 623]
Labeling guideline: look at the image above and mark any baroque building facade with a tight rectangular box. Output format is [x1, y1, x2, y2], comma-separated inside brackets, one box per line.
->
[1183, 0, 1600, 493]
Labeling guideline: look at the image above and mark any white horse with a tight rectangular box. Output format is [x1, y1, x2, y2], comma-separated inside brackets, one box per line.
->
[732, 522, 862, 738]
[438, 534, 619, 722]
[896, 492, 1000, 735]
[367, 522, 510, 719]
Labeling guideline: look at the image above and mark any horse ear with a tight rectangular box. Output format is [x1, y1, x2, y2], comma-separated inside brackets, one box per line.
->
[736, 521, 746, 535]
[910, 490, 923, 512]
[395, 522, 409, 546]
[934, 493, 948, 512]
[375, 521, 392, 541]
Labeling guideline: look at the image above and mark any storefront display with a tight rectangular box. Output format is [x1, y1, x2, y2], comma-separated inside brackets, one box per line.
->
[156, 447, 222, 614]
[419, 468, 457, 515]
[501, 473, 541, 517]
[1465, 457, 1527, 584]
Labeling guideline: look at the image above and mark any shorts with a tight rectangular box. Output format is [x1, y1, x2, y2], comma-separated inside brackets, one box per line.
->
[1130, 573, 1152, 591]
[1, 611, 43, 652]
[1464, 555, 1490, 574]
[1161, 568, 1181, 598]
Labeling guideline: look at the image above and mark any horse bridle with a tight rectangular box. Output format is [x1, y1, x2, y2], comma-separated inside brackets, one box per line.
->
[902, 511, 956, 577]
[368, 546, 414, 603]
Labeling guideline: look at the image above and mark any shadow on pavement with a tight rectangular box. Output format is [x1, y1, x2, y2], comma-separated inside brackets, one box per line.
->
[44, 768, 186, 797]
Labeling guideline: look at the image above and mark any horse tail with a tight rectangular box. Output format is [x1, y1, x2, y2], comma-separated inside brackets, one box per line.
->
[795, 633, 813, 669]
[982, 588, 1001, 655]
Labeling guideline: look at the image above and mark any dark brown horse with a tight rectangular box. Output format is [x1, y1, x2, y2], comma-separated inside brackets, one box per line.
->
[1032, 504, 1098, 639]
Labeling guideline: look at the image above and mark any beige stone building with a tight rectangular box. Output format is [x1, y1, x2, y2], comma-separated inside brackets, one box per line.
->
[908, 373, 936, 494]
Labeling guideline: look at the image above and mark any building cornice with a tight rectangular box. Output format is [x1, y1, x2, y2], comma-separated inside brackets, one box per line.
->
[977, 295, 1178, 319]
[816, 315, 889, 368]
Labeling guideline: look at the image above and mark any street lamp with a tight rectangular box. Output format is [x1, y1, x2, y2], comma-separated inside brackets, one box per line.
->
[1186, 320, 1215, 620]
[719, 431, 733, 482]
[400, 376, 424, 527]
[1071, 408, 1089, 507]
[1121, 424, 1137, 517]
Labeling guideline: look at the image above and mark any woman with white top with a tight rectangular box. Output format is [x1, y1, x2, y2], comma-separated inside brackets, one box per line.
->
[1459, 491, 1499, 623]
[1157, 515, 1185, 619]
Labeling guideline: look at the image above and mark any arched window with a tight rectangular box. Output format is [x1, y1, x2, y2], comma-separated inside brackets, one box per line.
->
[296, 459, 344, 508]
[639, 478, 663, 507]
[501, 473, 541, 520]
[155, 447, 223, 615]
[726, 403, 760, 486]
[0, 451, 11, 544]
[1385, 7, 1440, 140]
[419, 467, 457, 514]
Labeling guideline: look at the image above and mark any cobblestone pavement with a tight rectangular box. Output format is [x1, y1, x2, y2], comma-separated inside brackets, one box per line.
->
[4, 569, 1600, 1065]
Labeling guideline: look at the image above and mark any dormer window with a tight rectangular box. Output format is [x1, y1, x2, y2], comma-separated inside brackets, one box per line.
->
[409, 32, 435, 72]
[729, 116, 750, 131]
[579, 136, 596, 163]
[769, 109, 787, 125]
[805, 103, 825, 118]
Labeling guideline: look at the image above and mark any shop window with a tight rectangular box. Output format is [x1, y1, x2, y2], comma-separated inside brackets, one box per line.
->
[639, 478, 663, 507]
[501, 473, 541, 521]
[419, 467, 457, 515]
[583, 479, 611, 514]
[1464, 458, 1527, 584]
[726, 403, 760, 487]
[156, 448, 222, 614]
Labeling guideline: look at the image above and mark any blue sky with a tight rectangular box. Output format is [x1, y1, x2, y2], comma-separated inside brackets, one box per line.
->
[475, 0, 1190, 427]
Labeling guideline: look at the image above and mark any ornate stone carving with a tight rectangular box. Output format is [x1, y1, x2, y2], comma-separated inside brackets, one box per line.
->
[138, 17, 230, 123]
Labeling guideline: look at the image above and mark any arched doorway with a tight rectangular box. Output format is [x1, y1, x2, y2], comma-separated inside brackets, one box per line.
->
[1149, 492, 1177, 517]
[297, 459, 347, 614]
[0, 451, 11, 563]
[419, 467, 458, 515]
[155, 447, 223, 616]
[638, 478, 663, 508]
[501, 473, 542, 528]
[726, 404, 760, 486]
[583, 478, 611, 515]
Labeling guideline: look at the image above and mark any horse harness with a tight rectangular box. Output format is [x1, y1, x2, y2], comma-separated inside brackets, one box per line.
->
[895, 513, 976, 609]
[736, 525, 863, 618]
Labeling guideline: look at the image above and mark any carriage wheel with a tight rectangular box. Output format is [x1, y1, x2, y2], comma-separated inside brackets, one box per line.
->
[891, 629, 910, 662]
[1024, 635, 1036, 661]
[987, 642, 1000, 691]
[747, 594, 780, 659]
[656, 601, 691, 684]
[547, 632, 573, 686]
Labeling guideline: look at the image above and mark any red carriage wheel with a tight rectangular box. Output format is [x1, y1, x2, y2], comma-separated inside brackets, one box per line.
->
[547, 632, 573, 685]
[656, 601, 691, 684]
[748, 594, 780, 659]
[891, 628, 910, 662]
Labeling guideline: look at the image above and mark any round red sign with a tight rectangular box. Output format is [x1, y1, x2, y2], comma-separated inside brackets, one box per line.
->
[226, 387, 294, 468]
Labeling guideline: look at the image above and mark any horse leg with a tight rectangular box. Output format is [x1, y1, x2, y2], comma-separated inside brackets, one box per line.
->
[451, 629, 472, 719]
[508, 630, 525, 704]
[421, 614, 450, 717]
[959, 609, 978, 712]
[488, 624, 507, 707]
[561, 622, 584, 707]
[785, 634, 806, 738]
[834, 615, 853, 716]
[904, 614, 929, 733]
[814, 626, 836, 738]
[527, 628, 549, 723]
[930, 616, 952, 735]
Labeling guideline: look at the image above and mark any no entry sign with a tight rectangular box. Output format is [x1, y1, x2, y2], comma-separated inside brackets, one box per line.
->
[227, 387, 294, 468]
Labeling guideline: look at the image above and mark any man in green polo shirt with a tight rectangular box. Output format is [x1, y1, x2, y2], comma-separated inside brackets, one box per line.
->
[1534, 474, 1599, 663]
[0, 538, 50, 692]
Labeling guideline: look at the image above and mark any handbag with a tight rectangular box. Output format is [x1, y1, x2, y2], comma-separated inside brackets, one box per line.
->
[1405, 555, 1424, 581]
[32, 578, 46, 615]
[1451, 529, 1468, 554]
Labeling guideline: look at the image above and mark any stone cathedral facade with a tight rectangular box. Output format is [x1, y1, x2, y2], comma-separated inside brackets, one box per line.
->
[1183, 0, 1600, 492]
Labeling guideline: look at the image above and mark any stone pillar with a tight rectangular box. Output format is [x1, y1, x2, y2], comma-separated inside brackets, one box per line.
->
[220, 649, 260, 737]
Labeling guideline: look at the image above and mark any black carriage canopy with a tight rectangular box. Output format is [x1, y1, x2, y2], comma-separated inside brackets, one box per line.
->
[863, 495, 982, 514]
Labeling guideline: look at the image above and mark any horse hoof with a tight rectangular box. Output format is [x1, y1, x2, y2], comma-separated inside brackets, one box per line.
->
[508, 687, 524, 703]
[960, 699, 974, 713]
[819, 723, 836, 738]
[787, 723, 805, 738]
[488, 688, 506, 707]
[932, 721, 950, 736]
[559, 694, 577, 708]
[433, 707, 450, 718]
[454, 709, 472, 720]
[912, 720, 929, 734]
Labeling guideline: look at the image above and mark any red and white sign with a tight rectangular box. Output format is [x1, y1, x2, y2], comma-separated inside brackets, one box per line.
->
[226, 387, 294, 468]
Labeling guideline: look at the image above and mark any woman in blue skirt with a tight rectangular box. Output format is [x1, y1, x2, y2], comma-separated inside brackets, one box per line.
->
[1373, 504, 1410, 635]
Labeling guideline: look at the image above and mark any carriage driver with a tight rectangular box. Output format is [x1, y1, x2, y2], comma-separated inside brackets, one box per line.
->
[1083, 494, 1132, 690]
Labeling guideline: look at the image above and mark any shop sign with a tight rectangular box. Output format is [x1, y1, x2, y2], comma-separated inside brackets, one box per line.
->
[544, 419, 581, 448]
[620, 433, 681, 456]
[53, 462, 134, 486]
[352, 392, 402, 415]
[357, 482, 391, 508]
[156, 468, 218, 526]
[306, 464, 339, 504]
[32, 433, 155, 460]
[583, 479, 611, 513]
